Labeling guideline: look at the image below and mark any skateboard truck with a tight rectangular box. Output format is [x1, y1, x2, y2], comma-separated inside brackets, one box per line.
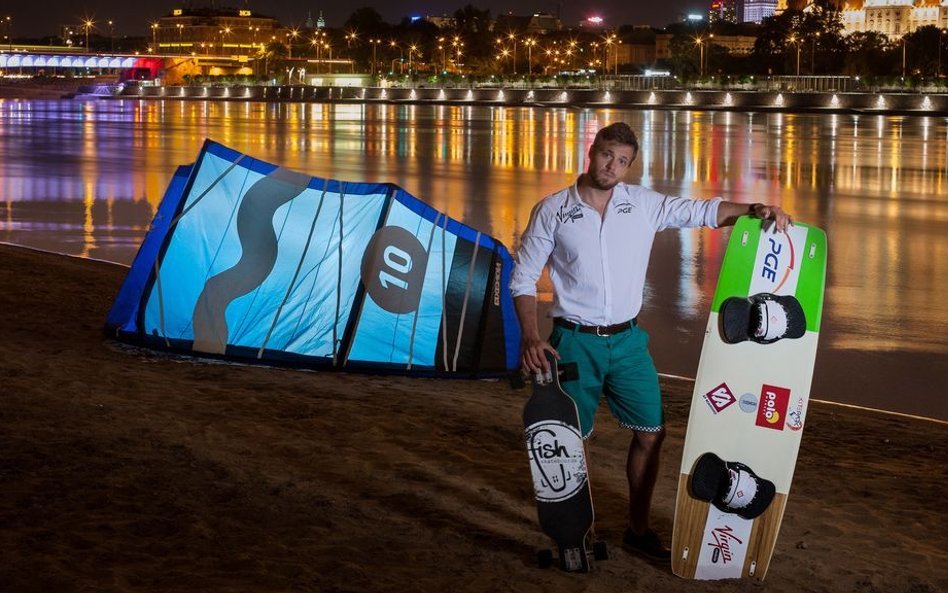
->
[537, 535, 609, 571]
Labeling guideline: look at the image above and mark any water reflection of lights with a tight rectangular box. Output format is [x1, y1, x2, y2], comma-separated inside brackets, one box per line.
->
[5, 103, 948, 350]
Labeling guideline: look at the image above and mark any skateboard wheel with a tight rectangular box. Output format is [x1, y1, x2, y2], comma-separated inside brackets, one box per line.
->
[593, 541, 609, 561]
[537, 549, 554, 569]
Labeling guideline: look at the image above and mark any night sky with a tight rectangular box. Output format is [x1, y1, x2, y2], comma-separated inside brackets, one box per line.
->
[9, 1, 706, 38]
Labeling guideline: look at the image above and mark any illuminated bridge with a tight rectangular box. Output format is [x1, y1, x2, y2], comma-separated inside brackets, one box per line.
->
[0, 50, 164, 80]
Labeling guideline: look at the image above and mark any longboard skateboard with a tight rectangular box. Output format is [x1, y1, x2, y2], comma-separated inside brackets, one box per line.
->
[671, 216, 827, 581]
[523, 350, 608, 572]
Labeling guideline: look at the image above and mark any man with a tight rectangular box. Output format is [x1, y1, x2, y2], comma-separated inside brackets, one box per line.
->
[510, 122, 791, 561]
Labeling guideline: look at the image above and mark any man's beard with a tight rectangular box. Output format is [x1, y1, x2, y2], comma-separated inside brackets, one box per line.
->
[588, 170, 620, 191]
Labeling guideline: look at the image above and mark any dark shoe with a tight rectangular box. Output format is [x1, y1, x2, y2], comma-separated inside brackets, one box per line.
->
[623, 528, 671, 562]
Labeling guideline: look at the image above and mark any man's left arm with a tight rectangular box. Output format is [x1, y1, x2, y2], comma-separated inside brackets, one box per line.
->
[717, 201, 793, 232]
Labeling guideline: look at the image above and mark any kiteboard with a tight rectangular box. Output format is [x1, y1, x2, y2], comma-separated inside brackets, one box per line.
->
[671, 216, 827, 581]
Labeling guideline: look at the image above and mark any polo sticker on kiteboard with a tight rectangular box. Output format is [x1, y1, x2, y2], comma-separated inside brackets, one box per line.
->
[756, 385, 791, 431]
[525, 420, 588, 503]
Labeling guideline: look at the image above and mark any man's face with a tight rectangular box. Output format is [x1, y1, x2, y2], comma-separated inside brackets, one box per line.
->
[587, 140, 635, 191]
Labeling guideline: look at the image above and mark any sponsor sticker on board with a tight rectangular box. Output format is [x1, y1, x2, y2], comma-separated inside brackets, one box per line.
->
[786, 397, 806, 431]
[695, 511, 754, 579]
[748, 224, 809, 297]
[703, 382, 737, 415]
[756, 385, 791, 431]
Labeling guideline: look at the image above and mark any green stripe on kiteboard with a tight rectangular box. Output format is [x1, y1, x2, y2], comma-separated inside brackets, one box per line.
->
[710, 216, 827, 333]
[711, 216, 760, 313]
[795, 225, 827, 333]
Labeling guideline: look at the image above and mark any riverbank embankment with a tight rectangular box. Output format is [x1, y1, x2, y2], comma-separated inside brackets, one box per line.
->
[110, 84, 948, 116]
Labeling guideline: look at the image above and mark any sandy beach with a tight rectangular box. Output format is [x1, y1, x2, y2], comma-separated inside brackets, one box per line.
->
[0, 242, 945, 592]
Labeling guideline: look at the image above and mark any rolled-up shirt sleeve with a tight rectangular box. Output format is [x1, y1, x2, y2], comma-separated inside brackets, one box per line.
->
[510, 201, 555, 298]
[649, 194, 723, 231]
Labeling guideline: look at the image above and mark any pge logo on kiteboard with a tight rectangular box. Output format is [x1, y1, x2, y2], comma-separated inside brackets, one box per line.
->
[759, 234, 796, 293]
[756, 385, 791, 431]
[525, 421, 588, 503]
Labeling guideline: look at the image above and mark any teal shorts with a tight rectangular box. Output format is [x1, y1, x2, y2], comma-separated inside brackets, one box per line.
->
[550, 323, 663, 438]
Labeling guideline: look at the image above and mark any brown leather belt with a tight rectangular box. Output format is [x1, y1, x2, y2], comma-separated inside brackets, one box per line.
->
[554, 317, 637, 336]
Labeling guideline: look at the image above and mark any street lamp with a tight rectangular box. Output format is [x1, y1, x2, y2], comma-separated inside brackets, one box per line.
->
[695, 36, 704, 77]
[108, 20, 114, 52]
[370, 38, 381, 75]
[408, 44, 418, 75]
[937, 29, 945, 77]
[287, 29, 299, 58]
[524, 37, 536, 77]
[497, 48, 511, 74]
[83, 19, 95, 53]
[389, 40, 403, 74]
[437, 36, 446, 73]
[507, 32, 517, 75]
[452, 36, 463, 73]
[789, 35, 801, 77]
[603, 33, 616, 75]
[811, 32, 820, 75]
[345, 32, 357, 73]
[151, 23, 158, 52]
[901, 35, 907, 79]
[4, 16, 11, 52]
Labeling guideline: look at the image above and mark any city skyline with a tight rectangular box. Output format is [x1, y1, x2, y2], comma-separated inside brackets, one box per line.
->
[8, 1, 710, 39]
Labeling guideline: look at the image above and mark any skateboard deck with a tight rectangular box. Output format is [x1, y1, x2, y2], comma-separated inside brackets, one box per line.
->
[523, 351, 605, 572]
[671, 216, 827, 581]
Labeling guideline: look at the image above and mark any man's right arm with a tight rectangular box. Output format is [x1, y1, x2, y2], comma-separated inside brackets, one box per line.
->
[514, 294, 557, 374]
[510, 200, 558, 374]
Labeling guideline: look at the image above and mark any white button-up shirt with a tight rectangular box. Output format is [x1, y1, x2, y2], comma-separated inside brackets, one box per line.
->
[510, 182, 722, 326]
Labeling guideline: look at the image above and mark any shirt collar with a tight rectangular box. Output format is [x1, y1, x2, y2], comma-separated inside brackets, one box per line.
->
[569, 179, 632, 210]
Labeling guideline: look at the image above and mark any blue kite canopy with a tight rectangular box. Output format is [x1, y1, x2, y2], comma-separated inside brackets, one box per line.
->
[106, 139, 521, 376]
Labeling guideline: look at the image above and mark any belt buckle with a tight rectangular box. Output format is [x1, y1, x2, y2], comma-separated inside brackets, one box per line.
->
[596, 325, 605, 336]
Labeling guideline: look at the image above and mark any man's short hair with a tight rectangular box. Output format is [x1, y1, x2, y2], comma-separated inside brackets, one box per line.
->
[592, 122, 639, 161]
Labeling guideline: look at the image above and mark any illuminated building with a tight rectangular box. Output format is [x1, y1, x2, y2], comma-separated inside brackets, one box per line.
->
[840, 0, 948, 39]
[152, 6, 286, 56]
[743, 0, 779, 22]
[709, 0, 739, 23]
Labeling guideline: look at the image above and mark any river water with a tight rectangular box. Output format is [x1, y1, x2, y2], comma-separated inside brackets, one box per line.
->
[1, 98, 946, 421]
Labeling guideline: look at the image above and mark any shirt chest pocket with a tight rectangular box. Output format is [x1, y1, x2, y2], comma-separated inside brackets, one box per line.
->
[553, 222, 593, 266]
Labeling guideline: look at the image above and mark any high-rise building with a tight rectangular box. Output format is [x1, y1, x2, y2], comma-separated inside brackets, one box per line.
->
[709, 0, 740, 23]
[743, 0, 779, 23]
